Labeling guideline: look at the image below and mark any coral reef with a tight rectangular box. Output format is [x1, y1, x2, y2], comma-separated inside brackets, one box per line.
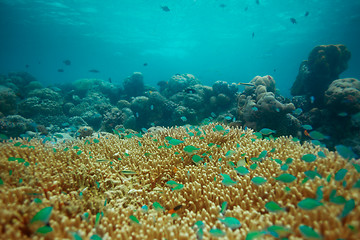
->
[76, 126, 94, 139]
[237, 76, 297, 136]
[123, 72, 144, 98]
[325, 78, 360, 114]
[161, 73, 200, 98]
[0, 123, 359, 239]
[0, 115, 35, 137]
[0, 86, 17, 115]
[291, 44, 351, 103]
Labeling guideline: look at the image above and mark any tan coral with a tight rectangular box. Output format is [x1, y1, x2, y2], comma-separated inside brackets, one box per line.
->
[0, 123, 360, 239]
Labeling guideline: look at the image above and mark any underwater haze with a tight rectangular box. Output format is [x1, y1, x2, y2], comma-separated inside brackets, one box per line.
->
[0, 0, 359, 96]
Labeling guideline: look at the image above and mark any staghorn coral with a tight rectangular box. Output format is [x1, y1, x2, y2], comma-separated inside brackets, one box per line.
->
[0, 123, 359, 239]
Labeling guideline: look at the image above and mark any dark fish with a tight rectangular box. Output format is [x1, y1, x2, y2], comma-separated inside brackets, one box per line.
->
[25, 64, 29, 68]
[89, 69, 99, 73]
[63, 60, 71, 66]
[252, 32, 255, 39]
[184, 88, 197, 94]
[219, 4, 226, 8]
[256, 0, 259, 5]
[108, 77, 112, 83]
[290, 18, 297, 24]
[161, 6, 170, 12]
[244, 6, 248, 11]
[143, 63, 148, 66]
[305, 11, 309, 17]
[274, 68, 276, 72]
[58, 69, 64, 72]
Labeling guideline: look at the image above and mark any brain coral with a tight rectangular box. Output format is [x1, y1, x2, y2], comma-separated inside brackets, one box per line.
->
[325, 78, 360, 113]
[0, 123, 359, 239]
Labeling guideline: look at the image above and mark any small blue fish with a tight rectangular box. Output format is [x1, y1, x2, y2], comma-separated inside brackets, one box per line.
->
[310, 96, 315, 104]
[224, 116, 232, 121]
[259, 128, 276, 135]
[220, 174, 237, 186]
[302, 124, 313, 130]
[150, 104, 154, 110]
[135, 112, 139, 118]
[338, 112, 348, 117]
[308, 131, 327, 141]
[252, 106, 258, 111]
[219, 217, 241, 229]
[293, 108, 303, 115]
[181, 116, 187, 122]
[335, 145, 356, 160]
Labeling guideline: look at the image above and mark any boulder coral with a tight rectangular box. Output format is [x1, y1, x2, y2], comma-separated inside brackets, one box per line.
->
[291, 44, 351, 102]
[0, 115, 34, 137]
[325, 78, 360, 114]
[0, 123, 359, 239]
[161, 74, 200, 98]
[123, 72, 144, 98]
[238, 76, 296, 135]
[0, 86, 17, 115]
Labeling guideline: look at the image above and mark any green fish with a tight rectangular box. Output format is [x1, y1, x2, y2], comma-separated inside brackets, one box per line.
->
[308, 130, 327, 141]
[339, 199, 355, 218]
[183, 145, 200, 154]
[30, 206, 53, 224]
[273, 173, 296, 183]
[265, 201, 285, 213]
[36, 225, 53, 234]
[220, 174, 237, 186]
[297, 198, 323, 210]
[335, 145, 355, 160]
[234, 166, 249, 175]
[299, 225, 323, 239]
[153, 202, 165, 212]
[192, 154, 203, 164]
[259, 128, 276, 135]
[219, 217, 241, 229]
[209, 228, 226, 237]
[129, 215, 140, 225]
[168, 138, 184, 146]
[301, 154, 317, 162]
[251, 176, 267, 186]
[334, 168, 348, 181]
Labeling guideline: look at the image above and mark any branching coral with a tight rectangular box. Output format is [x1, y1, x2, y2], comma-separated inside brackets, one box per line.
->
[0, 123, 359, 239]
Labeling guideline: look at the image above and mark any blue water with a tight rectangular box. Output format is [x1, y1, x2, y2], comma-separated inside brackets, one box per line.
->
[0, 0, 359, 97]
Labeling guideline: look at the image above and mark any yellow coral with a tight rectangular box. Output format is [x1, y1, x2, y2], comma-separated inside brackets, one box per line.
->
[0, 123, 359, 239]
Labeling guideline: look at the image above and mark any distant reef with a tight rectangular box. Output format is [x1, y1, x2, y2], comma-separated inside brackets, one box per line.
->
[0, 44, 359, 156]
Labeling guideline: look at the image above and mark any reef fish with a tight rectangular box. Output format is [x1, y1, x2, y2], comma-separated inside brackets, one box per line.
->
[308, 131, 327, 140]
[299, 225, 322, 239]
[237, 82, 255, 86]
[219, 217, 241, 229]
[89, 69, 100, 73]
[259, 128, 276, 135]
[161, 6, 170, 12]
[63, 60, 71, 65]
[290, 18, 297, 24]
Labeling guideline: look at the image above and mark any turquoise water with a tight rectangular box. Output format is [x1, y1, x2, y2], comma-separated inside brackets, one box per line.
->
[0, 0, 359, 97]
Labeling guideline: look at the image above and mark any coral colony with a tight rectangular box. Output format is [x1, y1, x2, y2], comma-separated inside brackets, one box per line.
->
[1, 44, 360, 239]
